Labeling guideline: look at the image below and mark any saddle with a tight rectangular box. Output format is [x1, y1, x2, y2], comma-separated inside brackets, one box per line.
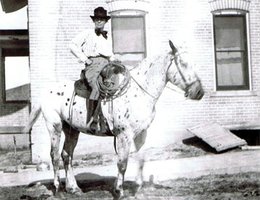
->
[74, 79, 90, 99]
[74, 62, 130, 135]
[97, 61, 130, 100]
[74, 61, 130, 100]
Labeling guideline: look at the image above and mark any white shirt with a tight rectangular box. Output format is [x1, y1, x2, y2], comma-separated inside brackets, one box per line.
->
[70, 29, 115, 63]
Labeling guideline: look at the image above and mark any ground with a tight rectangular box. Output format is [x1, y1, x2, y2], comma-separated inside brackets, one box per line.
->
[0, 139, 260, 200]
[1, 172, 260, 200]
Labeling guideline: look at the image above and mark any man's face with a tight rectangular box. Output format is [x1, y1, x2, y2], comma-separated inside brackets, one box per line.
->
[94, 18, 107, 29]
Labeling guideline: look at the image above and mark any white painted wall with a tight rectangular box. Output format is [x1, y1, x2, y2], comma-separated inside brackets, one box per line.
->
[0, 6, 27, 29]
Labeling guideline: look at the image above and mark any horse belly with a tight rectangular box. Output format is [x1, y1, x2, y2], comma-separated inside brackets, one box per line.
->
[60, 91, 88, 130]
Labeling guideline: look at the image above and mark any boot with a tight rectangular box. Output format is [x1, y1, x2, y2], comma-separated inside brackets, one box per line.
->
[86, 99, 99, 133]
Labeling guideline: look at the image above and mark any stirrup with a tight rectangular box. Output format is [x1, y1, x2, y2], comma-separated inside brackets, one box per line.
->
[86, 117, 99, 134]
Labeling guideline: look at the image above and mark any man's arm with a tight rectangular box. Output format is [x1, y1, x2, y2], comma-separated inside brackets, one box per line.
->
[69, 32, 92, 65]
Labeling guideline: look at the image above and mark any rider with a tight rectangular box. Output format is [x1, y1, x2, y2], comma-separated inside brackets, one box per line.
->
[70, 7, 117, 133]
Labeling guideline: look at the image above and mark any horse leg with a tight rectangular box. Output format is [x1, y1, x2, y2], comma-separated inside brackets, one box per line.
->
[114, 132, 131, 199]
[61, 122, 81, 195]
[45, 119, 62, 194]
[133, 130, 147, 192]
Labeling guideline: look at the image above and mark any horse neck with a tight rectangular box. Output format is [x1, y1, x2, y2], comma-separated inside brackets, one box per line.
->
[131, 54, 170, 100]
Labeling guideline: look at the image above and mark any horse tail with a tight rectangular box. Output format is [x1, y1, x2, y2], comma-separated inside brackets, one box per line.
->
[23, 104, 42, 133]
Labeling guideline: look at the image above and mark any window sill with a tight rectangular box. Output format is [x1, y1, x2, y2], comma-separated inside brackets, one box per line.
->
[209, 90, 258, 97]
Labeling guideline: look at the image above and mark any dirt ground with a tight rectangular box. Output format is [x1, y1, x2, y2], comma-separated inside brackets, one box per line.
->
[0, 139, 260, 200]
[0, 171, 260, 200]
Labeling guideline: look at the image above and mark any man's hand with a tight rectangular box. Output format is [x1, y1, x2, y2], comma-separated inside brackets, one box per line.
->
[109, 54, 121, 63]
[79, 57, 92, 65]
[84, 58, 93, 65]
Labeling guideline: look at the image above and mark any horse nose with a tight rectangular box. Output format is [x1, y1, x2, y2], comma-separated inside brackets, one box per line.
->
[184, 91, 189, 98]
[188, 84, 204, 100]
[196, 88, 204, 100]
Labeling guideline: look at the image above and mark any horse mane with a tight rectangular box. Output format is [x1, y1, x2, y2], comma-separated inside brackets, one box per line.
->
[131, 51, 172, 78]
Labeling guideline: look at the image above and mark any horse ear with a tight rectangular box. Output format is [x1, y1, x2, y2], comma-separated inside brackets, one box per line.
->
[169, 40, 177, 55]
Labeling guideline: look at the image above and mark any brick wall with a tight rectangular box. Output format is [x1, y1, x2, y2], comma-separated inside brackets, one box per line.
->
[28, 0, 260, 162]
[148, 0, 260, 131]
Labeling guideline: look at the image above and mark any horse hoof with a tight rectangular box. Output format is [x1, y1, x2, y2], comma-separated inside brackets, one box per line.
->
[73, 190, 83, 196]
[133, 184, 145, 198]
[112, 189, 124, 200]
[135, 184, 143, 194]
[54, 191, 65, 199]
[67, 187, 83, 196]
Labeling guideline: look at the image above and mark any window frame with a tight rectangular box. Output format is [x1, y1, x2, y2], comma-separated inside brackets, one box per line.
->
[213, 13, 250, 91]
[111, 12, 147, 66]
[0, 30, 29, 103]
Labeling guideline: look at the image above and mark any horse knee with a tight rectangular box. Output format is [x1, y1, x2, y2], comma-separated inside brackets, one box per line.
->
[138, 158, 145, 170]
[53, 122, 62, 133]
[117, 160, 127, 174]
[61, 150, 69, 165]
[50, 149, 59, 161]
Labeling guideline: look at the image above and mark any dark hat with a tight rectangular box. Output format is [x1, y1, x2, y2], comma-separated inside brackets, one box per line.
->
[90, 7, 111, 21]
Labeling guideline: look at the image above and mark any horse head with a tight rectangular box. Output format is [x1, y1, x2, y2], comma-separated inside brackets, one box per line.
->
[167, 40, 204, 100]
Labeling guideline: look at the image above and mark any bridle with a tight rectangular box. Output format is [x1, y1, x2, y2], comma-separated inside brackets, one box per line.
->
[131, 52, 200, 100]
[172, 52, 201, 97]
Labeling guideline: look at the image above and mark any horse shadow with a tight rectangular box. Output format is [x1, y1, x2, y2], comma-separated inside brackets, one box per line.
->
[26, 172, 164, 199]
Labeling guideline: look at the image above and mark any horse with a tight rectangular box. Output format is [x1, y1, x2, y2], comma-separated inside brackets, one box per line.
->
[23, 40, 204, 199]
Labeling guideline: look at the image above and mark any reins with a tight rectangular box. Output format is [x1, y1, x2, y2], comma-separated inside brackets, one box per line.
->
[130, 56, 174, 100]
[68, 89, 76, 134]
[130, 75, 158, 100]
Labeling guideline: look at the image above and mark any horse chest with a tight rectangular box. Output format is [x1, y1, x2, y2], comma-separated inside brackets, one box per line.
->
[106, 102, 155, 133]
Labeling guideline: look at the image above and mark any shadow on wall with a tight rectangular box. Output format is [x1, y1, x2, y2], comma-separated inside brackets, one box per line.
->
[5, 84, 30, 101]
[0, 83, 29, 117]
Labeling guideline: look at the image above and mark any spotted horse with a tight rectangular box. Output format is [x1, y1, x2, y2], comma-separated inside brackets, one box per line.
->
[23, 41, 204, 199]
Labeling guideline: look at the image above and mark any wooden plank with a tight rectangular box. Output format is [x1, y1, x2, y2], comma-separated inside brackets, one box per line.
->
[0, 126, 25, 134]
[187, 122, 247, 152]
[240, 145, 260, 150]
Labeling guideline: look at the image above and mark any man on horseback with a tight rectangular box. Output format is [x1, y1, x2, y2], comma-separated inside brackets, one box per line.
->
[70, 7, 117, 133]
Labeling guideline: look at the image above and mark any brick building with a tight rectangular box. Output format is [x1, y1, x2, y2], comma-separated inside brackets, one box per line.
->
[0, 5, 29, 149]
[1, 0, 260, 162]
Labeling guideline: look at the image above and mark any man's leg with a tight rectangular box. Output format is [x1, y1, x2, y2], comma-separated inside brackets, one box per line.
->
[86, 85, 100, 133]
[84, 57, 108, 133]
[86, 99, 98, 133]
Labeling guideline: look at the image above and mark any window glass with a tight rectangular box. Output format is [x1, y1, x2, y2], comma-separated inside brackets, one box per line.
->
[214, 15, 249, 90]
[216, 52, 245, 86]
[112, 16, 146, 66]
[112, 17, 145, 53]
[215, 17, 245, 51]
[4, 56, 30, 101]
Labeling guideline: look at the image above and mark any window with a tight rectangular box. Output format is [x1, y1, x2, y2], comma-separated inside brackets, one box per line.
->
[0, 30, 29, 102]
[112, 15, 146, 66]
[213, 14, 249, 91]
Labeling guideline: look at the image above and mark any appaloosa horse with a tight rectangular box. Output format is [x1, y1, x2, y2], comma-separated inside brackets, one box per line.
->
[24, 41, 204, 199]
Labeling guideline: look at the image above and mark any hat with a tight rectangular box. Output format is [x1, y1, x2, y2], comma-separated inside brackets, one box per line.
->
[90, 7, 111, 21]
